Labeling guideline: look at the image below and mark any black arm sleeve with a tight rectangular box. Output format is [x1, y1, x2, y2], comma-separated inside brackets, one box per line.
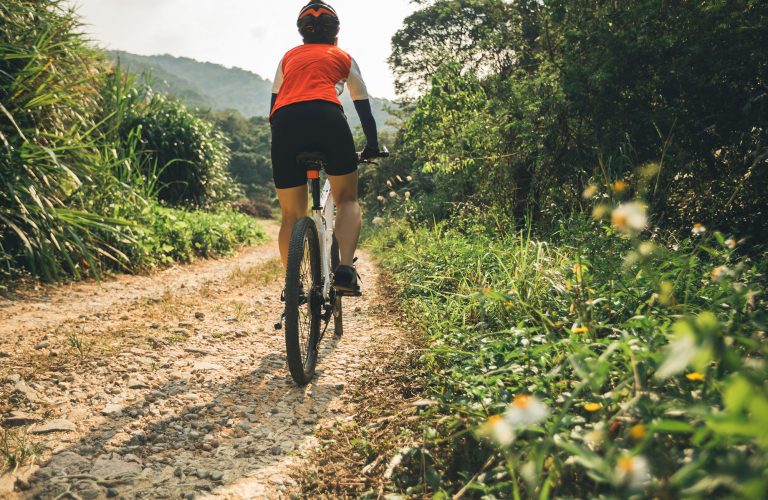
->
[270, 93, 278, 114]
[353, 99, 379, 148]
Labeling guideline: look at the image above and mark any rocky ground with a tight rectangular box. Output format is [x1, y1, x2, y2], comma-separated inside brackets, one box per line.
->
[0, 221, 405, 499]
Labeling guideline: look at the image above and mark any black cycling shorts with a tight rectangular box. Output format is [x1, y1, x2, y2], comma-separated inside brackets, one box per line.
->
[270, 100, 357, 189]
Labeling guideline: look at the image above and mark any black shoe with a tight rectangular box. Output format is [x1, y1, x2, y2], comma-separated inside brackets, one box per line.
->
[333, 265, 360, 292]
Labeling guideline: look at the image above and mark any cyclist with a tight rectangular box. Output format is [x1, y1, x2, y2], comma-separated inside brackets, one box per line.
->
[270, 0, 383, 293]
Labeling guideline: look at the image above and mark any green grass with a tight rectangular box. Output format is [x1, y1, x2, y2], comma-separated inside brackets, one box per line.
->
[366, 213, 768, 498]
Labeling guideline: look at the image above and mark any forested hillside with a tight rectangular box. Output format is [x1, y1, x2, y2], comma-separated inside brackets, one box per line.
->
[108, 51, 397, 132]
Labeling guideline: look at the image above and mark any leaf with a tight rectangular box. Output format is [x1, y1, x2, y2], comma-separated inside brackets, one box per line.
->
[650, 420, 695, 433]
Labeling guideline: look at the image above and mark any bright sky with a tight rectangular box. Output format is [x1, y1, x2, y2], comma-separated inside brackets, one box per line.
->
[67, 1, 418, 99]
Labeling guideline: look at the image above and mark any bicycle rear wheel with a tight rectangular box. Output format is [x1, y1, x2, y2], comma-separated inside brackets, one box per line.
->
[331, 235, 343, 336]
[285, 217, 321, 385]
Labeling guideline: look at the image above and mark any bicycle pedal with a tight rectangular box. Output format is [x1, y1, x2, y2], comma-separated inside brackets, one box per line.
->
[274, 312, 285, 331]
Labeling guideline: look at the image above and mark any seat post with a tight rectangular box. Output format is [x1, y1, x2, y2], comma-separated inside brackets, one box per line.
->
[308, 167, 321, 210]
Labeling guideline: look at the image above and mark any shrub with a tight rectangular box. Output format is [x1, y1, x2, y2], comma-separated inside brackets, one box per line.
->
[125, 96, 239, 207]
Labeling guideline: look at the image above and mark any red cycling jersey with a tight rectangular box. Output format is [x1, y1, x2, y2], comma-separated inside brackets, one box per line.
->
[271, 44, 369, 118]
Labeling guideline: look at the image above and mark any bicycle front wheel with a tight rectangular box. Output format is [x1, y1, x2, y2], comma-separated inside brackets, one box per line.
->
[285, 217, 321, 385]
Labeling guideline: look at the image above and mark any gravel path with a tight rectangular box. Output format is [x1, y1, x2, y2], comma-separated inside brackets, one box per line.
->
[0, 221, 402, 499]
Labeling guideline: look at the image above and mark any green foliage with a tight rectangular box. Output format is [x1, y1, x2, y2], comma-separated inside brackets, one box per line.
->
[135, 207, 264, 266]
[125, 96, 238, 207]
[0, 0, 264, 287]
[0, 0, 131, 282]
[387, 0, 768, 241]
[368, 209, 767, 497]
[202, 110, 273, 200]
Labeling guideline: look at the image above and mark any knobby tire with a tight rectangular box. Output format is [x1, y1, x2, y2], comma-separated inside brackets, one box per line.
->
[285, 217, 321, 386]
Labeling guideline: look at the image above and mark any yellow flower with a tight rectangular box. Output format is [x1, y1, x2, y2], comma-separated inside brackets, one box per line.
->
[389, 191, 397, 198]
[582, 184, 598, 199]
[405, 191, 411, 200]
[691, 223, 707, 236]
[686, 372, 705, 382]
[396, 175, 404, 183]
[612, 180, 629, 193]
[611, 202, 648, 234]
[630, 424, 647, 441]
[569, 303, 575, 315]
[386, 180, 393, 188]
[406, 175, 413, 182]
[592, 204, 611, 220]
[584, 402, 602, 412]
[376, 195, 386, 202]
[572, 326, 589, 334]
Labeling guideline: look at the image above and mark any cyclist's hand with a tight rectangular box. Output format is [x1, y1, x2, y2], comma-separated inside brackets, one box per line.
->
[360, 145, 381, 160]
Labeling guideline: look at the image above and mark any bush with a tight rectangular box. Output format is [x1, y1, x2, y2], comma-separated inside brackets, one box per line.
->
[125, 96, 240, 207]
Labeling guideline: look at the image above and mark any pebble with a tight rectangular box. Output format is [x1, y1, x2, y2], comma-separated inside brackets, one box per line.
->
[30, 419, 77, 434]
[128, 378, 149, 389]
[174, 466, 183, 478]
[270, 445, 282, 456]
[195, 312, 206, 320]
[3, 411, 39, 426]
[34, 341, 50, 350]
[211, 471, 224, 481]
[102, 404, 124, 416]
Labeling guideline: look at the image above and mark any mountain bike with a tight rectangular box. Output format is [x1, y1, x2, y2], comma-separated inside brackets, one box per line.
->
[275, 147, 389, 386]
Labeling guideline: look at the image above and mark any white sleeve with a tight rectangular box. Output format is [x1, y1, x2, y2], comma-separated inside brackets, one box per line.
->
[272, 59, 284, 93]
[346, 58, 370, 101]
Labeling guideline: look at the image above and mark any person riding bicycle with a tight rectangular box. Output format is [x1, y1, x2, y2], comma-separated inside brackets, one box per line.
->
[270, 0, 383, 293]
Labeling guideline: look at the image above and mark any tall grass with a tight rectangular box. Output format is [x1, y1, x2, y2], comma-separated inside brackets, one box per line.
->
[0, 0, 131, 282]
[367, 208, 768, 498]
[1, 1, 262, 289]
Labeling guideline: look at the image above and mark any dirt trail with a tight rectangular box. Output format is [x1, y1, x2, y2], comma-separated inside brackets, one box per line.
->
[0, 220, 403, 499]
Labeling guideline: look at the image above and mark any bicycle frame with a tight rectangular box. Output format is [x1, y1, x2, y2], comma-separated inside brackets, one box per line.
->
[309, 171, 335, 300]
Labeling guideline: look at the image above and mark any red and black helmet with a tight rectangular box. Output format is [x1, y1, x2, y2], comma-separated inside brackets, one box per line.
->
[297, 1, 340, 43]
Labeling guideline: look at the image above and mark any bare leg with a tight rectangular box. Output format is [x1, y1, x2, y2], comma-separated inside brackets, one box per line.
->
[328, 171, 361, 267]
[276, 185, 308, 267]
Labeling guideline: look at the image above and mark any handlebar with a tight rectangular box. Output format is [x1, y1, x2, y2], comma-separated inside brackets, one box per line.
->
[357, 145, 390, 165]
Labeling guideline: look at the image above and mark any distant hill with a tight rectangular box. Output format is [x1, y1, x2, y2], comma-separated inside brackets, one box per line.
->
[108, 51, 396, 132]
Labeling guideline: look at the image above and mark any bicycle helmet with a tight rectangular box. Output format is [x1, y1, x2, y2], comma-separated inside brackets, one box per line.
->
[297, 1, 340, 44]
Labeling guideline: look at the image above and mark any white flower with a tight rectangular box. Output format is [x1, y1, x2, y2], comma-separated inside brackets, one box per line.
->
[655, 330, 697, 379]
[477, 395, 549, 447]
[376, 195, 386, 202]
[691, 223, 707, 236]
[478, 415, 515, 446]
[504, 394, 549, 426]
[725, 238, 737, 249]
[396, 175, 404, 183]
[389, 191, 397, 198]
[405, 191, 411, 200]
[614, 455, 651, 489]
[711, 265, 730, 282]
[386, 180, 393, 188]
[406, 175, 413, 182]
[611, 202, 648, 234]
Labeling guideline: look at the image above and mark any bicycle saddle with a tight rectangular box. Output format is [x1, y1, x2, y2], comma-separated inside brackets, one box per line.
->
[296, 152, 328, 166]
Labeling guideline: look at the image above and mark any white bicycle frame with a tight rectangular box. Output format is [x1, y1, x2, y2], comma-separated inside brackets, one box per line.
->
[313, 178, 335, 300]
